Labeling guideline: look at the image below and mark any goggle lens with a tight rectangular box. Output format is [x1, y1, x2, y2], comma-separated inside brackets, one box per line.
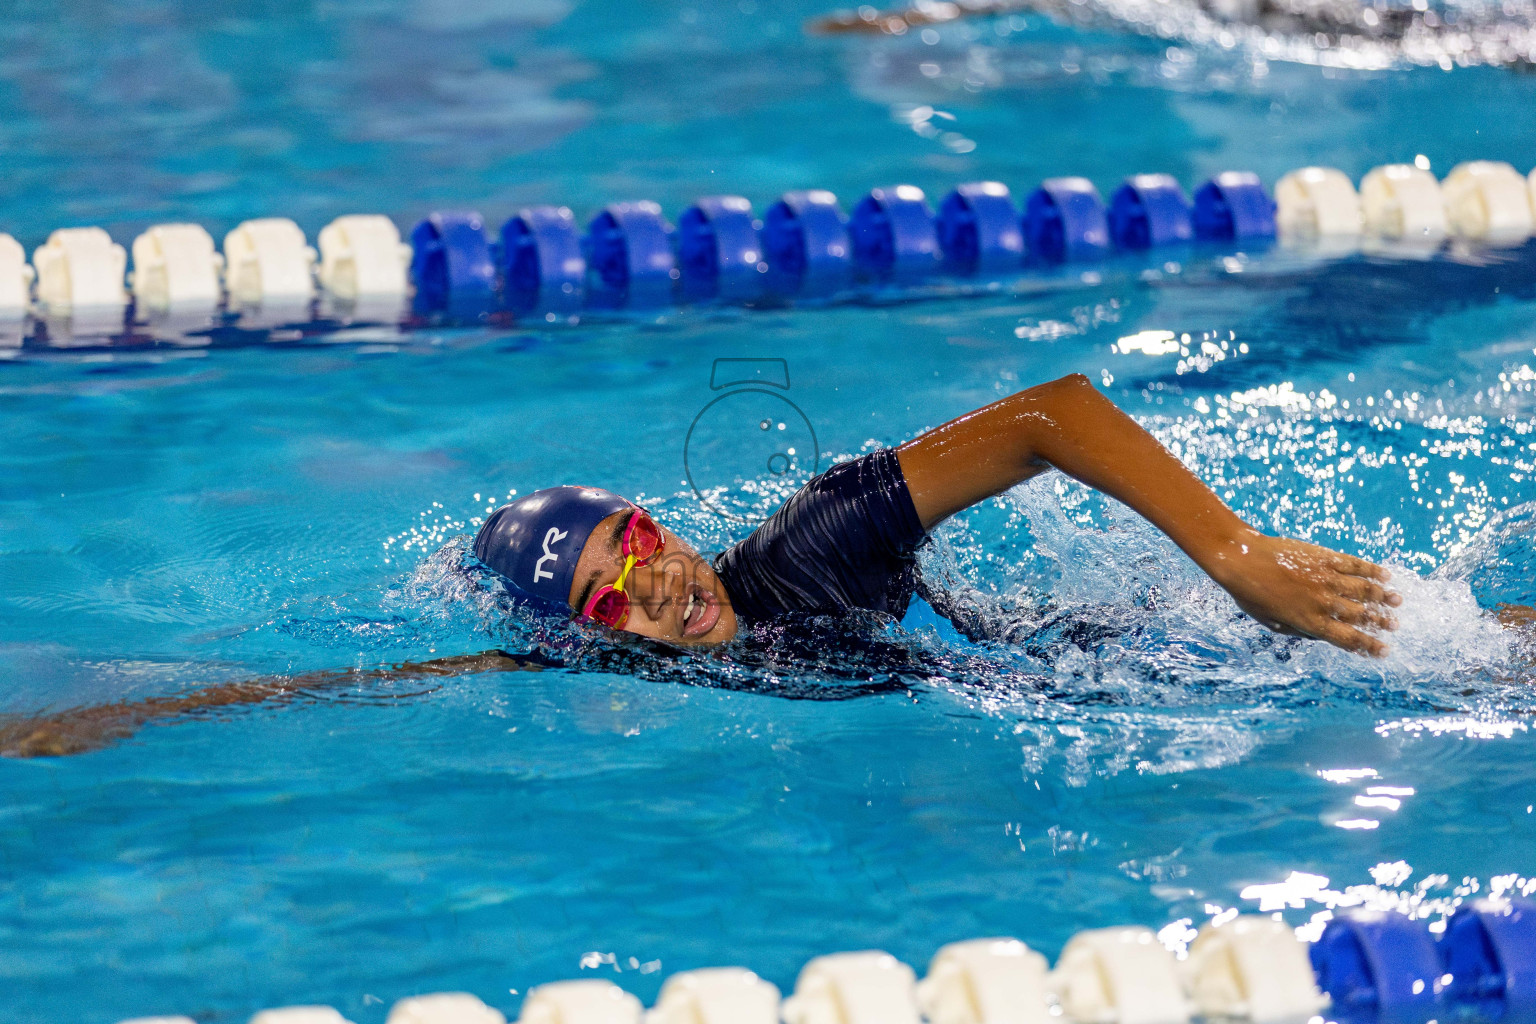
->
[588, 587, 630, 630]
[626, 512, 663, 564]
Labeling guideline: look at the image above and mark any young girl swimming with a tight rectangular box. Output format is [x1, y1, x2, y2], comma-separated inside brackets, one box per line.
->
[476, 373, 1402, 657]
[17, 373, 1534, 759]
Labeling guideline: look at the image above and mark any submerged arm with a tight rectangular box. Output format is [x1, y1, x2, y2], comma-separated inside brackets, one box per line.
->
[896, 373, 1401, 655]
[0, 650, 552, 759]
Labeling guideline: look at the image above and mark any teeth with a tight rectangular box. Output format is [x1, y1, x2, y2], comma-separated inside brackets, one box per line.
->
[684, 592, 697, 628]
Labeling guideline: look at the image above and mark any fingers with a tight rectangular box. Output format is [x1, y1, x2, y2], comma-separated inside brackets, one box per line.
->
[1325, 596, 1398, 631]
[1329, 551, 1391, 582]
[1332, 573, 1402, 610]
[1298, 595, 1394, 656]
[1254, 594, 1395, 657]
[1313, 617, 1389, 658]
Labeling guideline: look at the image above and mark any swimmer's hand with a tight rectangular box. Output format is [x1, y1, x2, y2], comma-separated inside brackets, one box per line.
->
[0, 715, 129, 758]
[1203, 530, 1401, 656]
[1498, 604, 1536, 629]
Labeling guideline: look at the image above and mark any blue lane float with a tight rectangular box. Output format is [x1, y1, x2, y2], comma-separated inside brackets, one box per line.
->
[1109, 173, 1194, 250]
[677, 195, 762, 301]
[585, 201, 675, 307]
[1193, 171, 1278, 241]
[759, 189, 851, 297]
[937, 182, 1024, 275]
[1311, 910, 1446, 1022]
[1442, 899, 1536, 1020]
[1023, 177, 1111, 264]
[848, 184, 941, 281]
[5, 170, 1285, 337]
[409, 211, 495, 313]
[500, 205, 584, 311]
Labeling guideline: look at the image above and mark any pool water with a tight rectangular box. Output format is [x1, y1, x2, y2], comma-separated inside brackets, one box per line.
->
[3, 2, 1536, 1022]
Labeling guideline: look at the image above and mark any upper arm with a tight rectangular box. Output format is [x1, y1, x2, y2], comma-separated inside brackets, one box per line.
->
[895, 374, 1095, 530]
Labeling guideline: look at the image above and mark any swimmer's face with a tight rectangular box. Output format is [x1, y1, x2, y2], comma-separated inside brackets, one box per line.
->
[567, 508, 738, 646]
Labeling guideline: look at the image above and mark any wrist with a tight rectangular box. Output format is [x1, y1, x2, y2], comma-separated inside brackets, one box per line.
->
[1185, 523, 1265, 588]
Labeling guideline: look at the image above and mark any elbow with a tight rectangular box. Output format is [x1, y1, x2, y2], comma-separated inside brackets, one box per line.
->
[1028, 373, 1096, 400]
[1004, 374, 1098, 460]
[1005, 374, 1100, 413]
[1020, 373, 1107, 436]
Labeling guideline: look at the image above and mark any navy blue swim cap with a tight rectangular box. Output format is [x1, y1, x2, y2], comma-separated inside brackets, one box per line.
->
[474, 486, 632, 609]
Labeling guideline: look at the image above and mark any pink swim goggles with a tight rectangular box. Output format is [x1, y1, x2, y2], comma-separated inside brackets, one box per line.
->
[579, 508, 665, 630]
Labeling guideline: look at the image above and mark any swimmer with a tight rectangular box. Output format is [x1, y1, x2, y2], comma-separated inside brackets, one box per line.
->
[805, 0, 1536, 69]
[5, 373, 1534, 759]
[476, 374, 1403, 657]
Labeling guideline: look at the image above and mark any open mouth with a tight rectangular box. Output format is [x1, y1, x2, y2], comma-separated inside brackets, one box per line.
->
[681, 581, 721, 638]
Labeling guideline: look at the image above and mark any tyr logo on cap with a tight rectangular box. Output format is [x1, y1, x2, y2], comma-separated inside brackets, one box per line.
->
[534, 527, 568, 582]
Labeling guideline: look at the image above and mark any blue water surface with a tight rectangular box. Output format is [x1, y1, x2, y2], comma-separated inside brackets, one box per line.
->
[3, 2, 1536, 1022]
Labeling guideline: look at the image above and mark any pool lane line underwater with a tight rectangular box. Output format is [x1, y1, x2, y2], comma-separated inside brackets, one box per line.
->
[114, 901, 1536, 1024]
[1, 159, 1533, 351]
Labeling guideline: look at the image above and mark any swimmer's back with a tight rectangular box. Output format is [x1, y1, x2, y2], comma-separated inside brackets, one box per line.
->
[712, 448, 927, 623]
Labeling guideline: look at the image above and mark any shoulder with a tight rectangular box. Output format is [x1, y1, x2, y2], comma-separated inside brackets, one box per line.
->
[734, 449, 908, 551]
[712, 449, 927, 622]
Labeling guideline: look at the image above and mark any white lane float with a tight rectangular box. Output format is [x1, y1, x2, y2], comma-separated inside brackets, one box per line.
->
[1359, 164, 1447, 241]
[1441, 160, 1535, 242]
[318, 214, 412, 298]
[249, 1008, 355, 1024]
[1050, 926, 1190, 1024]
[131, 222, 223, 311]
[781, 950, 924, 1024]
[387, 992, 507, 1024]
[515, 980, 644, 1024]
[917, 937, 1053, 1024]
[1185, 915, 1328, 1022]
[1274, 167, 1363, 238]
[646, 966, 780, 1024]
[0, 233, 32, 318]
[32, 226, 128, 311]
[224, 217, 317, 305]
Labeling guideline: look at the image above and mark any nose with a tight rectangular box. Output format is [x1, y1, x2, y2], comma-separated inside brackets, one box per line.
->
[629, 555, 685, 624]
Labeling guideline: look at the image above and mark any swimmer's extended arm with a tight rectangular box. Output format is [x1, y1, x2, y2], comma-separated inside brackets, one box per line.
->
[0, 650, 552, 759]
[895, 373, 1402, 656]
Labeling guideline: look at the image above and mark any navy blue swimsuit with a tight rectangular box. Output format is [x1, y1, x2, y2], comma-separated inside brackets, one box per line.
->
[711, 449, 928, 623]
